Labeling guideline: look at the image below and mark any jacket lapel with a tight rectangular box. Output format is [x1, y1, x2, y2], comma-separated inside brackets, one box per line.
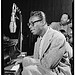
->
[41, 28, 54, 58]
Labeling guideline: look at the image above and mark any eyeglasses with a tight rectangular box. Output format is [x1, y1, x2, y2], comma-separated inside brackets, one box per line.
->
[27, 19, 42, 27]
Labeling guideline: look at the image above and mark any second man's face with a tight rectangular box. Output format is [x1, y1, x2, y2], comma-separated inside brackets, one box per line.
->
[28, 16, 43, 35]
[61, 14, 68, 24]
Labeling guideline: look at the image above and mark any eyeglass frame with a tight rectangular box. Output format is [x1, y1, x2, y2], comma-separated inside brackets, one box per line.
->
[27, 19, 42, 27]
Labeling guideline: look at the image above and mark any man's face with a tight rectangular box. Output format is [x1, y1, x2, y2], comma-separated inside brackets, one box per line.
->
[28, 16, 43, 35]
[61, 14, 68, 24]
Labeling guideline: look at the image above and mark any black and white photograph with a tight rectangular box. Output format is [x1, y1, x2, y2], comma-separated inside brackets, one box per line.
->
[2, 0, 74, 75]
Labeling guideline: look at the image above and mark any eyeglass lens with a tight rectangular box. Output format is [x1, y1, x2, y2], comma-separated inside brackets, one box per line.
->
[28, 19, 42, 26]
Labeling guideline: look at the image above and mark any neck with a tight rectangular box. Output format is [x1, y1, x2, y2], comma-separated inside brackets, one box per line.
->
[40, 23, 48, 37]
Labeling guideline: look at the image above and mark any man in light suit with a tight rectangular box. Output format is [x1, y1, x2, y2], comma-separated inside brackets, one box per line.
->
[15, 11, 72, 75]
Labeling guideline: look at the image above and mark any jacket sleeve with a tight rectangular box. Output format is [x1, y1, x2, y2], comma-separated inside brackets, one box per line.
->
[41, 35, 66, 69]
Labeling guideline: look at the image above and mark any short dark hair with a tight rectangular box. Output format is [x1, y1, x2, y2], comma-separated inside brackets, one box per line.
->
[30, 11, 46, 22]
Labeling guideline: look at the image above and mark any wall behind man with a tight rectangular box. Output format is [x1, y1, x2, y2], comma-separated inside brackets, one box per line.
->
[2, 0, 73, 55]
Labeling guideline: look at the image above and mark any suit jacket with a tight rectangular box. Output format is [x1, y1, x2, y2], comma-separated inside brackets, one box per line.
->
[33, 27, 72, 75]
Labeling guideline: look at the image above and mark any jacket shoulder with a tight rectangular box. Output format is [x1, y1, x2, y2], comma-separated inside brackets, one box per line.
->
[52, 28, 66, 40]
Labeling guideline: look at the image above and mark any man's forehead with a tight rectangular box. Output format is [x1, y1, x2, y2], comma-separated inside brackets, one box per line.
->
[62, 14, 68, 18]
[29, 16, 40, 22]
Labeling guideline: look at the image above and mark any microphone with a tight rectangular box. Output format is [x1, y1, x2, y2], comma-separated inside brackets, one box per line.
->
[9, 3, 17, 33]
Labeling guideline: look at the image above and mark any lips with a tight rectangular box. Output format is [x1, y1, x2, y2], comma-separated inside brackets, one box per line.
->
[30, 29, 34, 33]
[30, 28, 35, 31]
[31, 30, 35, 32]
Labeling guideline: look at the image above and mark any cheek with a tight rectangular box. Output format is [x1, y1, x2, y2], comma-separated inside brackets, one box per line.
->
[63, 18, 67, 21]
[34, 26, 41, 33]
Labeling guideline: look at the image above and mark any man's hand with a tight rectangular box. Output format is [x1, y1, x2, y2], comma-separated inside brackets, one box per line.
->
[11, 59, 23, 65]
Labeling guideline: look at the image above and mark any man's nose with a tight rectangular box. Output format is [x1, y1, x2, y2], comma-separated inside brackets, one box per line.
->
[29, 24, 32, 29]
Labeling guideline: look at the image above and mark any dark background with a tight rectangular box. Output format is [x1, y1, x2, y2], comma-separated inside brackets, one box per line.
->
[2, 0, 73, 55]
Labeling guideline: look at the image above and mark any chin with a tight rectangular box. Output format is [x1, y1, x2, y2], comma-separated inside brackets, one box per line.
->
[32, 33, 36, 35]
[32, 32, 37, 35]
